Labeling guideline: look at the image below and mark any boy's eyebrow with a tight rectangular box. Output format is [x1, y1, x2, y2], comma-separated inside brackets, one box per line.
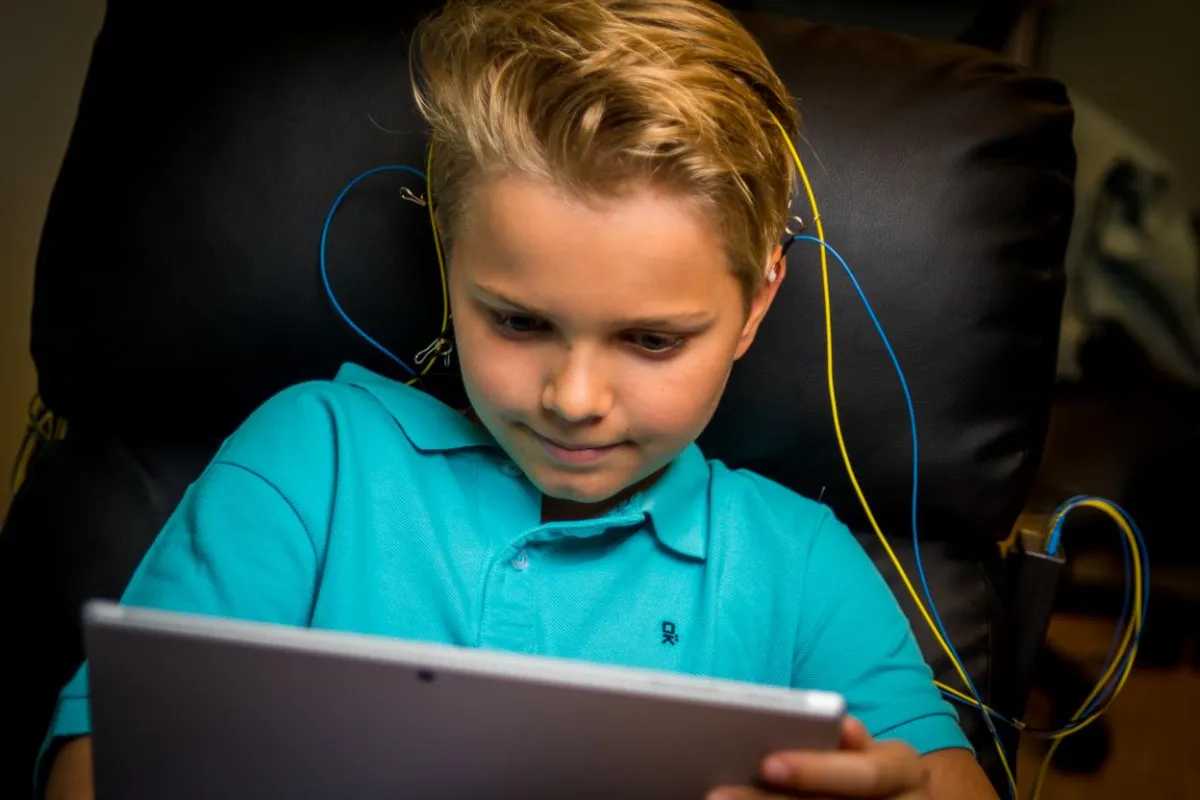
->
[472, 283, 715, 329]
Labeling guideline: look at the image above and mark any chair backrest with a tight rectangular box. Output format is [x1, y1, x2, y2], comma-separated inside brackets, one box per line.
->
[32, 1, 1074, 551]
[12, 1, 1073, 792]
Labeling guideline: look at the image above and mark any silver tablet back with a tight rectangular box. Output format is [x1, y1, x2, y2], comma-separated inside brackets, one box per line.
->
[85, 601, 844, 800]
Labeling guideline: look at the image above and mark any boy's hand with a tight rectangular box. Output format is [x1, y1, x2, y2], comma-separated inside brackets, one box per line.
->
[707, 717, 930, 800]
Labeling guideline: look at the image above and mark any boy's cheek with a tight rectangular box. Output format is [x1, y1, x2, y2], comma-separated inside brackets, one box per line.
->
[627, 354, 732, 439]
[456, 328, 537, 423]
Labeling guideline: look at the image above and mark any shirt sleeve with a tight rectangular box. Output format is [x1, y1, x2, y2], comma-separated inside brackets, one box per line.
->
[36, 386, 334, 786]
[791, 511, 971, 756]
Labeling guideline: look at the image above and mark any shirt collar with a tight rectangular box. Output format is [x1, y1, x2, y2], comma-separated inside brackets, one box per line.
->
[621, 443, 710, 561]
[335, 363, 496, 452]
[336, 362, 711, 560]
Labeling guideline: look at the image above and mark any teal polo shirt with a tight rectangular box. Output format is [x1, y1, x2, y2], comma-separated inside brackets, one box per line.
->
[41, 362, 968, 775]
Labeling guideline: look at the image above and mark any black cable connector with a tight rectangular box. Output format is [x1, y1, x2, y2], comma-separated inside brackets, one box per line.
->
[995, 528, 1066, 754]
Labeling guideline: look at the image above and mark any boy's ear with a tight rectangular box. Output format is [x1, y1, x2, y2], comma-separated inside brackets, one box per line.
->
[734, 244, 786, 360]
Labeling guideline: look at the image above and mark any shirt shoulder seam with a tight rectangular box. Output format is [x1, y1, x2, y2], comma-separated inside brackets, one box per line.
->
[208, 459, 319, 561]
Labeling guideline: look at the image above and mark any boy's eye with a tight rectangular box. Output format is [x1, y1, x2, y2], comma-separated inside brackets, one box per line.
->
[627, 332, 686, 355]
[493, 313, 548, 337]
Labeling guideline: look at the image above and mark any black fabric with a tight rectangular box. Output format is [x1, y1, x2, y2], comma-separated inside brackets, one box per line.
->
[30, 2, 452, 440]
[701, 23, 1073, 783]
[5, 3, 1072, 796]
[0, 433, 219, 796]
[701, 14, 1072, 555]
[720, 1, 1028, 47]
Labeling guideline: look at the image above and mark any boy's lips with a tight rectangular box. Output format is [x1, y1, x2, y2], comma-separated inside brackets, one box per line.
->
[526, 428, 626, 466]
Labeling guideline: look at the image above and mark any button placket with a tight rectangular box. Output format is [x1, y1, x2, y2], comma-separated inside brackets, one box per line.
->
[478, 546, 536, 652]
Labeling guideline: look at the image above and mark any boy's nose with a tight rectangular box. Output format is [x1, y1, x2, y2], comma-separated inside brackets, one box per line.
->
[542, 348, 613, 423]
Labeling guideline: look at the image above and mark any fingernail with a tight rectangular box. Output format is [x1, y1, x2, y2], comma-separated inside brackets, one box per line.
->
[763, 757, 791, 782]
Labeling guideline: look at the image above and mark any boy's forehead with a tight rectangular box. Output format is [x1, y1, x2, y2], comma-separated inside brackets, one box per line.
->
[450, 177, 741, 316]
[461, 175, 728, 276]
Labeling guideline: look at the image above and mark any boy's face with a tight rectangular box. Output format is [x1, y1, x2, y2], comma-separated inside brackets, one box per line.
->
[448, 175, 784, 514]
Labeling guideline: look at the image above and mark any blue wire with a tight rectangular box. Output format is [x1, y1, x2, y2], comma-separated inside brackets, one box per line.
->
[1030, 494, 1134, 729]
[1053, 497, 1149, 718]
[1085, 505, 1133, 715]
[1052, 497, 1149, 728]
[1047, 500, 1149, 649]
[791, 234, 1014, 797]
[1102, 500, 1149, 630]
[320, 164, 429, 379]
[1043, 495, 1077, 556]
[937, 493, 1148, 737]
[792, 235, 1151, 751]
[1045, 498, 1131, 716]
[941, 491, 1147, 735]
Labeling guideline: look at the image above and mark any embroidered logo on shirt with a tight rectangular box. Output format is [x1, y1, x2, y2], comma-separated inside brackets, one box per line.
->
[661, 621, 679, 645]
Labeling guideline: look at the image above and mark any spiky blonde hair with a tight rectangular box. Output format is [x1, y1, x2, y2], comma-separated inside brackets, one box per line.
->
[411, 0, 798, 297]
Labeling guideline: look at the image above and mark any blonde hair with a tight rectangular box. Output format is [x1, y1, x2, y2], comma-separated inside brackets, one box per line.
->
[410, 0, 799, 297]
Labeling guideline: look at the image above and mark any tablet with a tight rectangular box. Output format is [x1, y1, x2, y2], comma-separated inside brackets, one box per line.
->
[84, 600, 844, 799]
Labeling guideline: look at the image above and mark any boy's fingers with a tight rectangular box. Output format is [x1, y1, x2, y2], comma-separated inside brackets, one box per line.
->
[840, 716, 873, 751]
[760, 740, 927, 798]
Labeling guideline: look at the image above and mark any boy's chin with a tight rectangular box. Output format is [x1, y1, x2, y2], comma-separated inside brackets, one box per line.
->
[536, 478, 625, 506]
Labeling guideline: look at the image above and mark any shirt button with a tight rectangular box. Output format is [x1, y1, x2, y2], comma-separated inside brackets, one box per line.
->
[499, 461, 522, 478]
[510, 550, 529, 571]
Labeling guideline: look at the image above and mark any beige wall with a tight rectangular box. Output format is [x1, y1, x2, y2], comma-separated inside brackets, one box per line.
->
[0, 0, 104, 521]
[1040, 0, 1200, 205]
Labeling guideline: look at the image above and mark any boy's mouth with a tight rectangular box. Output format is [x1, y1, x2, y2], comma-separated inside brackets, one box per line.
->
[526, 428, 625, 466]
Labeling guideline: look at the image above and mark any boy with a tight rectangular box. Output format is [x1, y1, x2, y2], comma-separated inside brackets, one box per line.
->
[42, 1, 998, 798]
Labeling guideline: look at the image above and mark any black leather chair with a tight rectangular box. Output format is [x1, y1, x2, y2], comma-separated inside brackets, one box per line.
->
[0, 2, 1074, 796]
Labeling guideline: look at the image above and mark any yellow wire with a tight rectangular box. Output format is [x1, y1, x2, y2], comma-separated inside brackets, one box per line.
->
[767, 111, 1022, 795]
[1029, 500, 1143, 800]
[779, 120, 1147, 797]
[1046, 502, 1143, 726]
[411, 114, 1143, 798]
[940, 501, 1145, 752]
[408, 140, 452, 386]
[934, 683, 1027, 730]
[949, 500, 1144, 797]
